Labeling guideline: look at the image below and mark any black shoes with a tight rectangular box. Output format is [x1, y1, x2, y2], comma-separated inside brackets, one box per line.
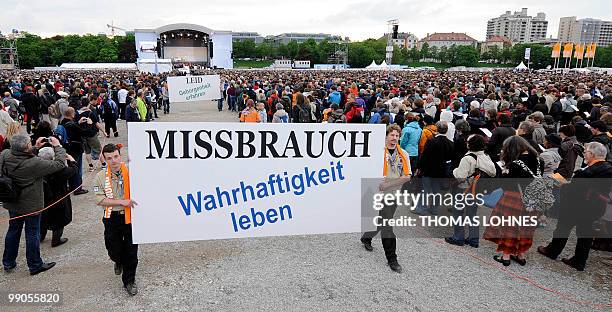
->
[493, 255, 511, 266]
[360, 238, 373, 252]
[561, 258, 585, 271]
[74, 189, 89, 195]
[510, 255, 527, 266]
[114, 262, 122, 275]
[537, 246, 557, 260]
[444, 237, 464, 246]
[30, 262, 56, 275]
[51, 238, 68, 248]
[388, 261, 403, 273]
[124, 282, 138, 296]
[4, 264, 16, 273]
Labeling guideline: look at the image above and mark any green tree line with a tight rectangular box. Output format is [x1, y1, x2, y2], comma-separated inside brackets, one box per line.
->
[2, 33, 137, 69]
[6, 32, 612, 69]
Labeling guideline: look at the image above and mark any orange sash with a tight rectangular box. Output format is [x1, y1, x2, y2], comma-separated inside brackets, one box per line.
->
[103, 163, 131, 224]
[383, 147, 411, 177]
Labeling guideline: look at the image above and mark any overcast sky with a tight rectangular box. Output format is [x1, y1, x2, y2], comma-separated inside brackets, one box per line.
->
[3, 0, 611, 41]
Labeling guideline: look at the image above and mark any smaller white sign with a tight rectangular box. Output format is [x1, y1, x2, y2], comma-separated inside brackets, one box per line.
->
[524, 48, 531, 60]
[168, 75, 221, 103]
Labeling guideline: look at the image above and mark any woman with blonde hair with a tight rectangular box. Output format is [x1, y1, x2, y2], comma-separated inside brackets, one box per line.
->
[3, 121, 22, 151]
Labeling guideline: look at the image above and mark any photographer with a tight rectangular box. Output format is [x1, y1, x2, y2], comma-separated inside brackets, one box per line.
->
[1, 134, 66, 275]
[60, 107, 89, 195]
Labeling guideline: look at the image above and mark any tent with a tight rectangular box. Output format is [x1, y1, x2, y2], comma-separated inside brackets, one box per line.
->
[365, 60, 379, 69]
[515, 62, 528, 71]
[379, 60, 389, 69]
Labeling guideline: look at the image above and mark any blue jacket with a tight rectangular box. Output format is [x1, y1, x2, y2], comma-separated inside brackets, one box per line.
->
[400, 121, 422, 157]
[368, 108, 394, 124]
[328, 91, 341, 105]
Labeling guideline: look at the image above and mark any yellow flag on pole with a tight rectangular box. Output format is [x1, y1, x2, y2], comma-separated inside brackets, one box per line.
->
[551, 43, 561, 58]
[563, 43, 573, 58]
[585, 43, 592, 58]
[574, 44, 584, 60]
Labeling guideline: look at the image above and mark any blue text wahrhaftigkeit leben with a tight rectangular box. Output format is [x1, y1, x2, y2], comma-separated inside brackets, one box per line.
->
[177, 161, 346, 232]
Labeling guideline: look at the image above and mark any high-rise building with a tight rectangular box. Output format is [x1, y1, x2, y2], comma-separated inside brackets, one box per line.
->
[558, 17, 612, 47]
[486, 8, 548, 43]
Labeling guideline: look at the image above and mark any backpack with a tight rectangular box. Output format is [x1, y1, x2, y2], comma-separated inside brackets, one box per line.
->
[53, 124, 69, 146]
[0, 158, 34, 202]
[513, 159, 556, 213]
[279, 114, 289, 123]
[298, 105, 310, 123]
[103, 100, 116, 119]
[466, 153, 501, 194]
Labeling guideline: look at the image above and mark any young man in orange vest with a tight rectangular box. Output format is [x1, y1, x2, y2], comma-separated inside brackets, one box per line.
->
[360, 124, 411, 273]
[94, 143, 139, 295]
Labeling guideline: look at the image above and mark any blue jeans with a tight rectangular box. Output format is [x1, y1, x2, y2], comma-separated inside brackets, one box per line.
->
[69, 153, 83, 191]
[229, 96, 236, 111]
[217, 98, 223, 111]
[415, 177, 442, 214]
[451, 203, 479, 245]
[3, 212, 44, 272]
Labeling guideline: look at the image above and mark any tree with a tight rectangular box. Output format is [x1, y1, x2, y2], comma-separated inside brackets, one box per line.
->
[429, 46, 439, 61]
[594, 45, 612, 67]
[420, 42, 429, 60]
[489, 45, 501, 63]
[116, 34, 137, 62]
[74, 37, 98, 63]
[453, 45, 479, 66]
[15, 33, 45, 69]
[501, 46, 513, 64]
[286, 41, 299, 59]
[347, 41, 381, 68]
[511, 44, 552, 69]
[98, 45, 118, 62]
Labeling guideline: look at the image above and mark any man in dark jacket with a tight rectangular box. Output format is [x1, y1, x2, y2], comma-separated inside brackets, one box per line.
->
[21, 87, 41, 134]
[61, 107, 89, 195]
[414, 121, 454, 215]
[1, 134, 67, 275]
[487, 114, 515, 162]
[556, 125, 584, 180]
[538, 142, 612, 271]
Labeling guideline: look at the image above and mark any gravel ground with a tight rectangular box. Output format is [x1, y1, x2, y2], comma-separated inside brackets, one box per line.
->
[0, 101, 610, 312]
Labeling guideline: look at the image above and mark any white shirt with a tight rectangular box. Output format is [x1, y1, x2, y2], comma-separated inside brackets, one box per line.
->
[0, 109, 14, 136]
[118, 89, 128, 104]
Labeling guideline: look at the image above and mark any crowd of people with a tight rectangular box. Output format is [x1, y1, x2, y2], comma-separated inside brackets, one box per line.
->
[0, 68, 610, 291]
[219, 68, 612, 273]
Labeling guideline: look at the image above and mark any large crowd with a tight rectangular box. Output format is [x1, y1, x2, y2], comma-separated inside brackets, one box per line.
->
[0, 68, 611, 289]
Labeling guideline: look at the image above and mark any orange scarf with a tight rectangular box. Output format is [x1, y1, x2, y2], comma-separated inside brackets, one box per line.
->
[383, 147, 410, 177]
[103, 163, 131, 224]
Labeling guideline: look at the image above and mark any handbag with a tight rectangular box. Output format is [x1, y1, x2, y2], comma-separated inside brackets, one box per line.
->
[482, 188, 503, 208]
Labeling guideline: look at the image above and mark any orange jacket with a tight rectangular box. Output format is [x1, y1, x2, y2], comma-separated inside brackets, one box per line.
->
[418, 125, 438, 155]
[240, 109, 261, 122]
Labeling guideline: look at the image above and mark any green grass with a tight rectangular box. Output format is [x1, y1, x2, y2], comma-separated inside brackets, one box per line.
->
[233, 60, 273, 69]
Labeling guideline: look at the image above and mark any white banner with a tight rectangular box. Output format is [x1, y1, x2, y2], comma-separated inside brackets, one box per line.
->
[167, 75, 221, 103]
[524, 48, 531, 60]
[127, 122, 385, 244]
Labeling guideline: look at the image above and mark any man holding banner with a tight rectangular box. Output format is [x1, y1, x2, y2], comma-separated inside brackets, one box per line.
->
[94, 143, 139, 296]
[361, 124, 411, 273]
